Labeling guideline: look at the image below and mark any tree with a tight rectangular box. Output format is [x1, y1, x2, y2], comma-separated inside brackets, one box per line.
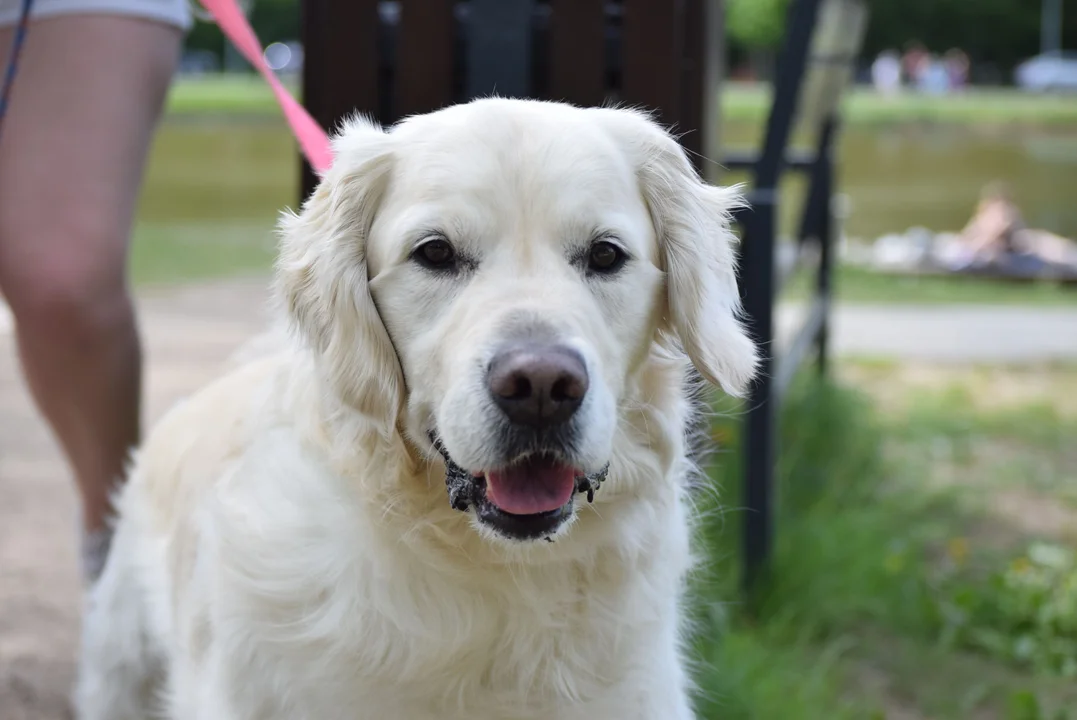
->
[724, 0, 1076, 79]
[183, 0, 300, 66]
[727, 0, 793, 50]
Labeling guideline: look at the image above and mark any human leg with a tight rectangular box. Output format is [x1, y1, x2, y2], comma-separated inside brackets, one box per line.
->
[0, 13, 183, 580]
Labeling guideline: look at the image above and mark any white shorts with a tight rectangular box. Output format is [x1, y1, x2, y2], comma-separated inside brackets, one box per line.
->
[0, 0, 192, 31]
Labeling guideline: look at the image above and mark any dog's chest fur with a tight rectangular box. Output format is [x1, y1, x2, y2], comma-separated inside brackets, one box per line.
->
[196, 475, 688, 718]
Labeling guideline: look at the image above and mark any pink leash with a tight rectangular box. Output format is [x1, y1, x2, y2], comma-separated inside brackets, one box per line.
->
[196, 0, 333, 175]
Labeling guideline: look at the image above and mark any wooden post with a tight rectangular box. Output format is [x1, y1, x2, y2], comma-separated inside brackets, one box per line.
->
[298, 0, 380, 200]
[621, 0, 684, 128]
[299, 0, 726, 202]
[548, 0, 606, 108]
[395, 0, 456, 119]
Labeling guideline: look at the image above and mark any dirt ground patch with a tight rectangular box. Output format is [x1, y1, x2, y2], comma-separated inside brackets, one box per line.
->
[841, 359, 1077, 546]
[839, 360, 1077, 419]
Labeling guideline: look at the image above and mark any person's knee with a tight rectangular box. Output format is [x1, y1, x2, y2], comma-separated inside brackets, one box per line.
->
[2, 231, 135, 344]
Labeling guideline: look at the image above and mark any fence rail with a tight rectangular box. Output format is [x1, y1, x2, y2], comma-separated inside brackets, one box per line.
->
[724, 0, 867, 593]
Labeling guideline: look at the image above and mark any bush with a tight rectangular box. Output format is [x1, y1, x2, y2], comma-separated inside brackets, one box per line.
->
[937, 542, 1077, 677]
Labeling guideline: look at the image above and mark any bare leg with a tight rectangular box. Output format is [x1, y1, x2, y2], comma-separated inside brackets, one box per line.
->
[0, 15, 182, 580]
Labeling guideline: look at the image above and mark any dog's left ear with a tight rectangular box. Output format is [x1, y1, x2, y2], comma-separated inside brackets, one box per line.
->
[596, 108, 759, 397]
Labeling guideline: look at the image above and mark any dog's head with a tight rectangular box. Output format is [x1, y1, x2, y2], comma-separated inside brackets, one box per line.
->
[276, 99, 757, 544]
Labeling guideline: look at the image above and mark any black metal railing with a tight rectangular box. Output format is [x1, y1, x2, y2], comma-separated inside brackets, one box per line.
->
[722, 0, 867, 593]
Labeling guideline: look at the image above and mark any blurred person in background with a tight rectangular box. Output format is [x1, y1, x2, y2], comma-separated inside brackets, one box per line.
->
[901, 41, 929, 86]
[0, 0, 192, 585]
[959, 181, 1027, 263]
[871, 49, 903, 97]
[944, 48, 970, 91]
[918, 53, 953, 95]
[959, 181, 1077, 273]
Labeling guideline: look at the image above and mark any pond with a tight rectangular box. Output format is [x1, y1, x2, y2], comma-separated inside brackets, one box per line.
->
[720, 121, 1077, 243]
[131, 117, 1077, 284]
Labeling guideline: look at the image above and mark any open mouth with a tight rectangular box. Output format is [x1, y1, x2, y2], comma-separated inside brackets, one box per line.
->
[429, 433, 607, 541]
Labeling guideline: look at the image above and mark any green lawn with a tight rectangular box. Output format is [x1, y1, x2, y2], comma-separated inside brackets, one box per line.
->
[785, 265, 1077, 306]
[691, 363, 1077, 719]
[166, 75, 299, 116]
[163, 75, 1077, 127]
[165, 75, 1077, 128]
[722, 83, 1077, 128]
[129, 220, 279, 286]
[129, 120, 295, 286]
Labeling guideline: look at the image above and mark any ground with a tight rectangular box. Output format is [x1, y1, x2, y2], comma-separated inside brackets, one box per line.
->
[1, 275, 1075, 719]
[0, 278, 272, 720]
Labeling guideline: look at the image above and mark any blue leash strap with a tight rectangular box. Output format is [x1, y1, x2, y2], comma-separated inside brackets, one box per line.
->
[0, 0, 35, 141]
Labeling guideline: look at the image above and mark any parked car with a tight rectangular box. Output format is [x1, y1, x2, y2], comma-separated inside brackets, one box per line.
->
[1014, 51, 1077, 92]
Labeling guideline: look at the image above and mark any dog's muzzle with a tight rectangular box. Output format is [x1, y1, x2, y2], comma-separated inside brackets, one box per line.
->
[429, 432, 608, 541]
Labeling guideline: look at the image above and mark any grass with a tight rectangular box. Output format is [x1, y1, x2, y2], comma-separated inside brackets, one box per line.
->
[845, 361, 1077, 510]
[689, 362, 1077, 718]
[783, 265, 1077, 306]
[691, 378, 939, 719]
[129, 220, 279, 286]
[128, 121, 296, 286]
[722, 82, 1077, 128]
[166, 75, 301, 116]
[164, 75, 1077, 128]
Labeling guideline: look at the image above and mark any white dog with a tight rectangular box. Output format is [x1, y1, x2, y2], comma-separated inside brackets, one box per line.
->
[74, 97, 758, 720]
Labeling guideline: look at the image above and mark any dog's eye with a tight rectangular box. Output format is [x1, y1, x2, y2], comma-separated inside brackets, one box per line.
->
[588, 240, 626, 274]
[413, 238, 456, 271]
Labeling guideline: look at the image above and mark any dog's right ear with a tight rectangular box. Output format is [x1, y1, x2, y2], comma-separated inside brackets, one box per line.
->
[273, 116, 405, 429]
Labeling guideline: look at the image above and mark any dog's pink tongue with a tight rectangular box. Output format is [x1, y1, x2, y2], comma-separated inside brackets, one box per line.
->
[485, 458, 577, 515]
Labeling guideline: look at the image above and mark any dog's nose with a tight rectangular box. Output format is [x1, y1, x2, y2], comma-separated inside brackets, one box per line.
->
[487, 344, 588, 428]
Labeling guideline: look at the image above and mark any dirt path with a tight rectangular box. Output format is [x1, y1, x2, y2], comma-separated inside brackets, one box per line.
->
[777, 302, 1077, 363]
[0, 278, 1075, 719]
[0, 278, 272, 720]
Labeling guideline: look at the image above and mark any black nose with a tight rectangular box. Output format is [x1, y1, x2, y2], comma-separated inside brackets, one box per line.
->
[487, 343, 589, 428]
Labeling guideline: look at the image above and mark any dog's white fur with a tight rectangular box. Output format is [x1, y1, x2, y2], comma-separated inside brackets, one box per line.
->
[75, 98, 757, 720]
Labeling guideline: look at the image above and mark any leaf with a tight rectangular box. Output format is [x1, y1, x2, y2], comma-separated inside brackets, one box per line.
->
[1028, 543, 1073, 570]
[1005, 689, 1042, 720]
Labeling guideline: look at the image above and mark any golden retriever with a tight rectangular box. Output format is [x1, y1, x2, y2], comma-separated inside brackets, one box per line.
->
[74, 97, 758, 720]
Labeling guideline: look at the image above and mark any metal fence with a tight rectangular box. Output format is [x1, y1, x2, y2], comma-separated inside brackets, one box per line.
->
[722, 0, 867, 591]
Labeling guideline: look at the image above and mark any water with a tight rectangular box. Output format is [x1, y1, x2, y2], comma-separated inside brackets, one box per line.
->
[133, 118, 1077, 281]
[720, 121, 1077, 243]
